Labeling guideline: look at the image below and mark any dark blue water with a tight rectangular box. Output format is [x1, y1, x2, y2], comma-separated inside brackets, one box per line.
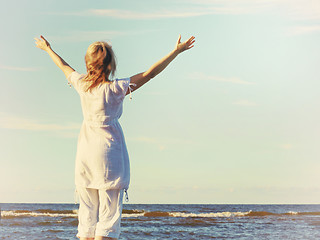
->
[1, 203, 320, 239]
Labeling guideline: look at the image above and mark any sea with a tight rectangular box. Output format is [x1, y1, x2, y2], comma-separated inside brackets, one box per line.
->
[1, 203, 320, 239]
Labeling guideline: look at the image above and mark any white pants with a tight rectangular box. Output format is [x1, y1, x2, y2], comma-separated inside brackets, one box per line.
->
[76, 187, 124, 239]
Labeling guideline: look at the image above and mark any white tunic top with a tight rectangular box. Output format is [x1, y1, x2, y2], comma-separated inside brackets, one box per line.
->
[68, 71, 131, 190]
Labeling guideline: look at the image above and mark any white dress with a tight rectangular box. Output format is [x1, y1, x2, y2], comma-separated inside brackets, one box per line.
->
[68, 71, 131, 190]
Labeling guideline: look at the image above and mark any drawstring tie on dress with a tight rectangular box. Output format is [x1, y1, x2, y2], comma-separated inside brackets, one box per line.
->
[128, 83, 137, 100]
[124, 189, 129, 202]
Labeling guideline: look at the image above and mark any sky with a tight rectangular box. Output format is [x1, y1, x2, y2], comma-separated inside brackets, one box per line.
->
[0, 0, 320, 204]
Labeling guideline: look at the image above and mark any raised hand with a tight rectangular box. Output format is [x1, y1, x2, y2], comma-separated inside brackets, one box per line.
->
[175, 35, 195, 53]
[34, 35, 74, 77]
[34, 35, 51, 51]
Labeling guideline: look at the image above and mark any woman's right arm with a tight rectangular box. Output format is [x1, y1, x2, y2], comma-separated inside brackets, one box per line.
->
[129, 35, 195, 94]
[34, 35, 75, 78]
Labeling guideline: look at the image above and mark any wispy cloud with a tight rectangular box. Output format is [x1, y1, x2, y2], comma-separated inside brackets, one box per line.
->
[0, 112, 80, 132]
[84, 1, 279, 19]
[232, 99, 258, 106]
[48, 29, 159, 43]
[130, 136, 158, 144]
[185, 0, 320, 37]
[48, 30, 128, 43]
[209, 76, 254, 85]
[128, 136, 194, 150]
[191, 72, 254, 85]
[132, 136, 193, 144]
[287, 25, 320, 36]
[142, 91, 168, 96]
[280, 0, 320, 21]
[186, 0, 320, 20]
[0, 65, 38, 72]
[48, 8, 212, 20]
[62, 3, 265, 20]
[279, 143, 293, 150]
[185, 0, 278, 14]
[129, 136, 166, 150]
[55, 1, 320, 24]
[73, 4, 270, 20]
[89, 8, 212, 19]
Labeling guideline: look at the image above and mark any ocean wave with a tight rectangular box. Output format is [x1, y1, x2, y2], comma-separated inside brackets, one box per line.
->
[2, 209, 319, 219]
[122, 213, 145, 218]
[138, 210, 320, 218]
[298, 211, 320, 216]
[246, 211, 309, 217]
[35, 209, 76, 214]
[122, 209, 145, 214]
[144, 211, 171, 217]
[170, 211, 250, 218]
[1, 210, 77, 219]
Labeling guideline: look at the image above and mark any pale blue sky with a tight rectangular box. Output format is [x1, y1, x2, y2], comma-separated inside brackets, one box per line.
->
[1, 0, 320, 203]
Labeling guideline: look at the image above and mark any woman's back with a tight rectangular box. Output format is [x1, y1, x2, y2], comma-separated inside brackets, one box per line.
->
[69, 71, 130, 127]
[68, 71, 131, 190]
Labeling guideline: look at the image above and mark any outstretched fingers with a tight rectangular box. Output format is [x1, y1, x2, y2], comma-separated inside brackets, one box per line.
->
[34, 37, 42, 48]
[186, 36, 195, 43]
[185, 36, 195, 49]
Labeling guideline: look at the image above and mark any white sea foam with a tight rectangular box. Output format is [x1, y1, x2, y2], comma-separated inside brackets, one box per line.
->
[170, 211, 251, 218]
[122, 211, 252, 218]
[287, 211, 298, 215]
[1, 210, 77, 218]
[10, 210, 250, 219]
[1, 209, 308, 219]
[122, 213, 145, 218]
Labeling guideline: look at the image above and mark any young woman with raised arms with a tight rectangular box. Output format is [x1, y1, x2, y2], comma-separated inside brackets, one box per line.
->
[35, 34, 195, 240]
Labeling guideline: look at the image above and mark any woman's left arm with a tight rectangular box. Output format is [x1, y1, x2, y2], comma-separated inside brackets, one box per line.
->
[34, 35, 75, 78]
[129, 35, 195, 93]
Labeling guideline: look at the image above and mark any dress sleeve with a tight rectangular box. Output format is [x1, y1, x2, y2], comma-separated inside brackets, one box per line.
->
[67, 71, 85, 92]
[111, 78, 131, 101]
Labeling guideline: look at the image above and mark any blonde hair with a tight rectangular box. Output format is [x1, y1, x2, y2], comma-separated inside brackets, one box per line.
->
[83, 41, 116, 91]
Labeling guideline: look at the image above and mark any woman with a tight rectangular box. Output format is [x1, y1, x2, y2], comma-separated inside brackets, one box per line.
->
[35, 34, 195, 240]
